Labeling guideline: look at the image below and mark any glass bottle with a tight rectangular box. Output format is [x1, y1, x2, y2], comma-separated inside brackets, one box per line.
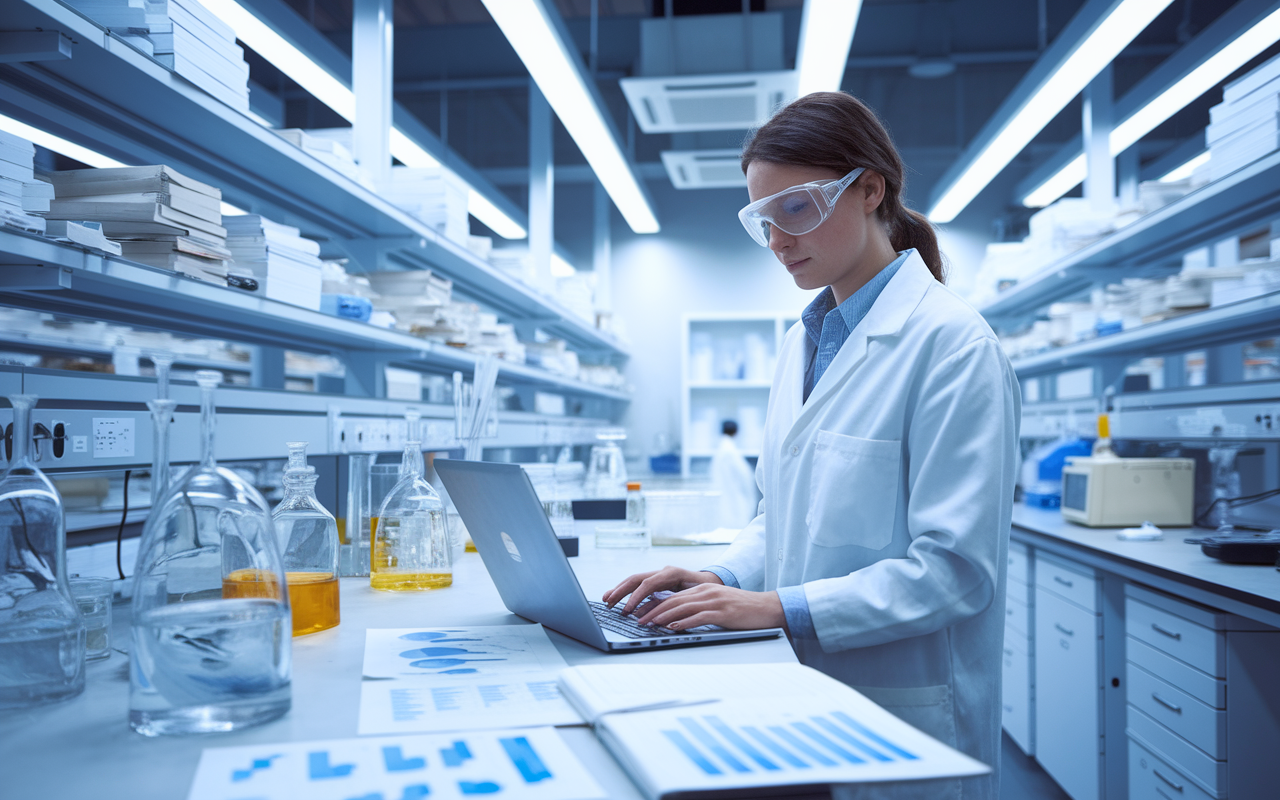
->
[0, 394, 85, 709]
[626, 481, 646, 526]
[269, 443, 340, 636]
[129, 370, 291, 736]
[340, 453, 373, 577]
[371, 442, 451, 591]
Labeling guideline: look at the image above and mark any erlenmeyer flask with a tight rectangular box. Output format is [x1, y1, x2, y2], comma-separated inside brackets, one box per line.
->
[0, 394, 85, 709]
[267, 442, 340, 636]
[129, 370, 291, 736]
[371, 442, 451, 591]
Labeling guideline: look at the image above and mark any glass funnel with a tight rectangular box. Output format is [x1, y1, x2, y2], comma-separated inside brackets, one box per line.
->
[129, 370, 291, 736]
[0, 394, 85, 709]
[371, 442, 451, 591]
[270, 442, 340, 636]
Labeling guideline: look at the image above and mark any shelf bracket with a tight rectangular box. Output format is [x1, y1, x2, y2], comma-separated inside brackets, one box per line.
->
[0, 32, 72, 64]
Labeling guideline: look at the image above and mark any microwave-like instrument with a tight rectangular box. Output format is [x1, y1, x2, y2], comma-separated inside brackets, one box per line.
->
[1060, 457, 1195, 527]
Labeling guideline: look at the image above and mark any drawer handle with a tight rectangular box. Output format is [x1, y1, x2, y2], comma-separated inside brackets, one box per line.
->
[1054, 623, 1074, 637]
[1152, 692, 1183, 714]
[1053, 575, 1074, 589]
[1151, 623, 1183, 641]
[1156, 788, 1175, 800]
[1153, 768, 1184, 792]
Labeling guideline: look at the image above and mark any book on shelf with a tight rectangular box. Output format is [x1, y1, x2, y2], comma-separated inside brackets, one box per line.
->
[0, 159, 35, 185]
[558, 663, 989, 800]
[118, 235, 232, 261]
[46, 165, 220, 201]
[46, 202, 226, 240]
[127, 251, 228, 282]
[47, 185, 220, 221]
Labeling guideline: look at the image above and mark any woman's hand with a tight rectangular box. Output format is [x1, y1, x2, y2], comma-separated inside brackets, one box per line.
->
[634, 583, 786, 632]
[602, 566, 722, 616]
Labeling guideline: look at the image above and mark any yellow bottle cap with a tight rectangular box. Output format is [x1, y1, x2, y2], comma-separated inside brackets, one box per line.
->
[1097, 414, 1110, 439]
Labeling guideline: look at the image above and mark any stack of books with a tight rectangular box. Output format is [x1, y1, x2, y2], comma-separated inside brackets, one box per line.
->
[62, 0, 162, 55]
[45, 165, 230, 283]
[224, 215, 323, 310]
[1205, 53, 1280, 182]
[387, 166, 470, 244]
[274, 129, 369, 186]
[150, 0, 251, 113]
[0, 130, 49, 234]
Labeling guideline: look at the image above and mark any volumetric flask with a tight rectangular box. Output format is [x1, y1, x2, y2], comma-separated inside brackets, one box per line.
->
[371, 443, 451, 591]
[0, 394, 86, 709]
[129, 371, 291, 736]
[269, 443, 340, 636]
[340, 454, 373, 577]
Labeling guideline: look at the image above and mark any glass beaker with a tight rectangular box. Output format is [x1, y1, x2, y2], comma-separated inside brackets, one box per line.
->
[369, 463, 402, 566]
[340, 454, 373, 577]
[69, 577, 112, 661]
[129, 370, 291, 736]
[0, 394, 86, 709]
[268, 443, 340, 636]
[585, 440, 628, 499]
[371, 442, 451, 591]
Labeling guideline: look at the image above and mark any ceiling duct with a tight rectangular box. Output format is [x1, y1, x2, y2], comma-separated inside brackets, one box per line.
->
[620, 12, 795, 134]
[661, 149, 748, 189]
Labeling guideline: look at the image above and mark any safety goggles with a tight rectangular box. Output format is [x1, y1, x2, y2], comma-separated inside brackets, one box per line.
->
[737, 167, 866, 247]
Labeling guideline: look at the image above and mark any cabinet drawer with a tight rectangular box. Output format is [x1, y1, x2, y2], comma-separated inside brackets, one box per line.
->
[1008, 540, 1029, 585]
[1005, 595, 1030, 638]
[1126, 599, 1225, 678]
[1129, 738, 1215, 800]
[1126, 662, 1225, 759]
[1035, 588, 1102, 800]
[1036, 554, 1098, 612]
[1128, 706, 1225, 798]
[1127, 636, 1225, 709]
[1002, 635, 1032, 755]
[1006, 572, 1030, 606]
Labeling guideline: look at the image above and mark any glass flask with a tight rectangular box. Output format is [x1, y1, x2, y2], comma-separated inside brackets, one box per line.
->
[371, 442, 451, 591]
[266, 443, 340, 636]
[340, 453, 373, 577]
[147, 352, 177, 508]
[129, 370, 291, 736]
[0, 394, 86, 709]
[585, 436, 628, 499]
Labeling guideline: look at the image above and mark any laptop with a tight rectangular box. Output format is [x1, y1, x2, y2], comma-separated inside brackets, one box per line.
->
[435, 459, 783, 652]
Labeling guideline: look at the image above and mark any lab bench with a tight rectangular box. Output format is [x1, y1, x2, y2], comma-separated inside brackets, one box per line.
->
[0, 525, 797, 799]
[1005, 503, 1280, 800]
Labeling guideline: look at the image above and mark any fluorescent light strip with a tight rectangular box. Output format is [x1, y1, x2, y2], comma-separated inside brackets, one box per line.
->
[481, 0, 659, 234]
[796, 0, 864, 96]
[0, 113, 126, 169]
[1158, 151, 1210, 183]
[1024, 8, 1280, 207]
[206, 0, 529, 239]
[1022, 154, 1086, 208]
[930, 0, 1174, 223]
[550, 252, 576, 277]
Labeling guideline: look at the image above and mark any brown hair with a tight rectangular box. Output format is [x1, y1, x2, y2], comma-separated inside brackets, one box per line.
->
[741, 92, 945, 282]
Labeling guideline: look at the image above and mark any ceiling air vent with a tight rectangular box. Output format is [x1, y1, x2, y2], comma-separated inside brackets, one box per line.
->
[621, 71, 796, 134]
[661, 150, 748, 190]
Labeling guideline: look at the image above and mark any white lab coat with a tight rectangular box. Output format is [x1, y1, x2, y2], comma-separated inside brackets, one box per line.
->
[713, 251, 1020, 800]
[709, 434, 757, 528]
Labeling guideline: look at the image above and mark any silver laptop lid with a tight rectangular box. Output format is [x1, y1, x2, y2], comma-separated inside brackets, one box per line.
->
[434, 459, 609, 649]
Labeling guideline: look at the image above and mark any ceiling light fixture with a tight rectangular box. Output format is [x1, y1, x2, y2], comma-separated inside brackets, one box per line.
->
[480, 0, 660, 234]
[0, 113, 126, 169]
[204, 0, 528, 239]
[796, 0, 865, 95]
[928, 0, 1175, 223]
[1021, 7, 1280, 208]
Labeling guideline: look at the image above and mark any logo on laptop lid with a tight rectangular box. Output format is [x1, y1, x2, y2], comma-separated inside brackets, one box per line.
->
[500, 531, 522, 562]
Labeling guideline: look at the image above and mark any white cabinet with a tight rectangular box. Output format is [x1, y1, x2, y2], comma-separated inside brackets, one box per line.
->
[1002, 540, 1034, 755]
[1034, 554, 1103, 800]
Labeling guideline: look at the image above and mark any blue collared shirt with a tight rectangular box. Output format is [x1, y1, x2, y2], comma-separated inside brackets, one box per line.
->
[705, 250, 911, 641]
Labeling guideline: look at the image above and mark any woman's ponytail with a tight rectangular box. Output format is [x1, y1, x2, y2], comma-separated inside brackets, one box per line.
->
[742, 92, 946, 283]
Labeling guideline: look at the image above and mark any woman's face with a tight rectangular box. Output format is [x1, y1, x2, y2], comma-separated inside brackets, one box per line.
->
[744, 161, 889, 301]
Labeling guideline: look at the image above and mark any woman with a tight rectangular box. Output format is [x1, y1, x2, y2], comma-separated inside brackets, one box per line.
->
[604, 93, 1020, 800]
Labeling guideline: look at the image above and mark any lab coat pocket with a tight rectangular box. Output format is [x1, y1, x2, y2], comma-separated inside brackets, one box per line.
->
[805, 430, 901, 550]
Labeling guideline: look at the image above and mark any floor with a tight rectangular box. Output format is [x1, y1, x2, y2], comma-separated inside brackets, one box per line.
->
[1000, 733, 1072, 800]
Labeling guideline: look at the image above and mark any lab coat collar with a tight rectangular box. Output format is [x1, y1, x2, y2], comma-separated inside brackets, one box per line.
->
[794, 249, 935, 416]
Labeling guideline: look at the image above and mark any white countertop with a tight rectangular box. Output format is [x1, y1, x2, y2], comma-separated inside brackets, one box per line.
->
[1010, 503, 1280, 627]
[0, 523, 798, 799]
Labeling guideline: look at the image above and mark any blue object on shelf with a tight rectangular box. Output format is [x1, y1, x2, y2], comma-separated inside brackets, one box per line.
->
[1095, 320, 1123, 337]
[649, 453, 680, 474]
[320, 293, 373, 322]
[1024, 491, 1061, 509]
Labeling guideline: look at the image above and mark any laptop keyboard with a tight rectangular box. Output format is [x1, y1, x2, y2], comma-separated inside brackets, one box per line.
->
[589, 601, 715, 638]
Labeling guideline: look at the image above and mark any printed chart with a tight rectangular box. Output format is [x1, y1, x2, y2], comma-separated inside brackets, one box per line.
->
[359, 678, 581, 735]
[362, 626, 569, 680]
[186, 727, 604, 800]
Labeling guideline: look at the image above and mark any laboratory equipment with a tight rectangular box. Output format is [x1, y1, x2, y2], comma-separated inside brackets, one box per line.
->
[585, 430, 628, 499]
[268, 443, 340, 636]
[69, 577, 112, 661]
[371, 442, 452, 591]
[595, 524, 650, 549]
[368, 462, 401, 560]
[0, 394, 86, 709]
[625, 482, 645, 526]
[1019, 436, 1092, 508]
[129, 371, 291, 736]
[1061, 457, 1195, 527]
[340, 454, 373, 577]
[738, 167, 865, 246]
[146, 353, 178, 512]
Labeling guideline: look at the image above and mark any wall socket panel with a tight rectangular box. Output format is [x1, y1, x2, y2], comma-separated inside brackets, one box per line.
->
[1114, 402, 1280, 440]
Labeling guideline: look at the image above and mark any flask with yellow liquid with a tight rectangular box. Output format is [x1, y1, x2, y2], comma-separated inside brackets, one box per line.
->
[371, 442, 452, 591]
[225, 442, 340, 636]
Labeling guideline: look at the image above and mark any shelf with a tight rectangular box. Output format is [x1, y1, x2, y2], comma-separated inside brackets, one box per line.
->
[1008, 290, 1280, 377]
[0, 0, 627, 360]
[0, 229, 629, 402]
[688, 380, 773, 389]
[980, 150, 1280, 326]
